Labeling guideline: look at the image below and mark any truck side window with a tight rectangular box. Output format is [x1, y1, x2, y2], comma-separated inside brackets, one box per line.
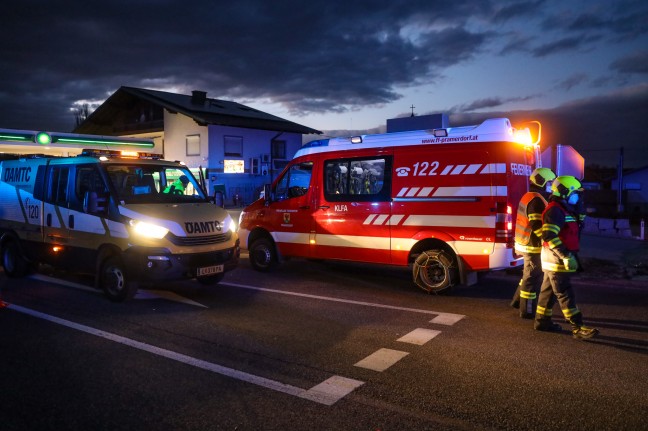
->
[324, 157, 391, 202]
[72, 165, 106, 212]
[47, 167, 70, 206]
[275, 162, 313, 201]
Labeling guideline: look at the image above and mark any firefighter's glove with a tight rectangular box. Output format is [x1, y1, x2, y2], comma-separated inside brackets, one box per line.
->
[563, 255, 578, 271]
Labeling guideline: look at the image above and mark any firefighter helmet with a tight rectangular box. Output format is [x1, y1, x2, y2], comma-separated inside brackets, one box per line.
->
[551, 176, 582, 198]
[529, 167, 556, 188]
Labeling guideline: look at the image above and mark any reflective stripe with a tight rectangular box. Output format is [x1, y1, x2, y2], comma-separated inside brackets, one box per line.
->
[536, 306, 552, 317]
[543, 223, 561, 234]
[515, 243, 541, 253]
[562, 307, 580, 318]
[520, 291, 536, 299]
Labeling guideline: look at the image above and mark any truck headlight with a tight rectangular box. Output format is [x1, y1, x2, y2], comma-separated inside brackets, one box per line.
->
[130, 220, 169, 239]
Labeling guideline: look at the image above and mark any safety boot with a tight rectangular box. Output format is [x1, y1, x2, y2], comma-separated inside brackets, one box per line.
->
[572, 326, 599, 340]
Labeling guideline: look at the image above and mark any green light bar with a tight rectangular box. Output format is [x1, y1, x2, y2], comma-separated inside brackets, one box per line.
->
[0, 132, 34, 142]
[54, 137, 154, 148]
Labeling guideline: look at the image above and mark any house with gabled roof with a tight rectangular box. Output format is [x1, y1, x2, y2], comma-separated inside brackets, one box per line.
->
[74, 86, 321, 204]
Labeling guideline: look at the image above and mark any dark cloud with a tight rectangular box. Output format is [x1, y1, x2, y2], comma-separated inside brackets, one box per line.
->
[0, 0, 645, 152]
[610, 51, 648, 74]
[555, 73, 589, 91]
[0, 0, 500, 131]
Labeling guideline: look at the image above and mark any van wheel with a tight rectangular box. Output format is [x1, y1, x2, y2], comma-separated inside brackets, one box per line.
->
[249, 238, 277, 272]
[197, 273, 225, 285]
[413, 250, 457, 294]
[100, 255, 138, 302]
[2, 239, 29, 278]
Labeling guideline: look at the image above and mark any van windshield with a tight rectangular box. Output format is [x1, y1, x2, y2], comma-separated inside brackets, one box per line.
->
[104, 164, 208, 204]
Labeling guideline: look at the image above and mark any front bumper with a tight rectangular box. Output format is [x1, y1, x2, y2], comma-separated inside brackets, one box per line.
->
[124, 240, 240, 281]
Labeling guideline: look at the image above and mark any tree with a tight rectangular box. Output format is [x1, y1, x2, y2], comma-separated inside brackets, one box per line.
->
[73, 103, 90, 126]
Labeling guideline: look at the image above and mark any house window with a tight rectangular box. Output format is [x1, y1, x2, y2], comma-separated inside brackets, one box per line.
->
[186, 134, 200, 156]
[224, 136, 243, 157]
[271, 140, 286, 159]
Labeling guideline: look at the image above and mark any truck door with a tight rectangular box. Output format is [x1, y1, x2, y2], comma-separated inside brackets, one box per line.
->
[312, 154, 392, 263]
[66, 164, 110, 268]
[267, 161, 316, 258]
[42, 165, 71, 251]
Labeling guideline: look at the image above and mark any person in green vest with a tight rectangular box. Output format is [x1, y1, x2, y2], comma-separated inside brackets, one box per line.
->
[163, 175, 189, 195]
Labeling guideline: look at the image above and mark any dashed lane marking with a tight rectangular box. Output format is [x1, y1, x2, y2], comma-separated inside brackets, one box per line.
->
[5, 303, 363, 406]
[397, 328, 442, 345]
[354, 348, 410, 372]
[223, 282, 466, 323]
[430, 313, 465, 326]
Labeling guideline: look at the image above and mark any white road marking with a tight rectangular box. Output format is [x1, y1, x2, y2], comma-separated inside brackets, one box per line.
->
[27, 274, 208, 308]
[223, 281, 465, 323]
[354, 348, 410, 372]
[397, 328, 442, 345]
[5, 304, 363, 406]
[430, 314, 465, 326]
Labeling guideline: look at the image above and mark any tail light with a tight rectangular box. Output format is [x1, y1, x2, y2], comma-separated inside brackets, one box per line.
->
[495, 202, 514, 244]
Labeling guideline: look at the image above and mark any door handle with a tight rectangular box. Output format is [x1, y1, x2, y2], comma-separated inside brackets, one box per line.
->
[318, 205, 330, 210]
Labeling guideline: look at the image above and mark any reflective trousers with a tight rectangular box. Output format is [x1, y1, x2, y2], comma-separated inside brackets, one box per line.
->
[512, 253, 542, 315]
[535, 270, 583, 328]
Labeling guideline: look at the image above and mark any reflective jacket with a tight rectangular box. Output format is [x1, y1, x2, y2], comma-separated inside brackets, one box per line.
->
[541, 199, 580, 272]
[514, 192, 547, 254]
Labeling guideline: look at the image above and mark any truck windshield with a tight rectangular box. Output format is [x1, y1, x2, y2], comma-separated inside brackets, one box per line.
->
[104, 164, 208, 204]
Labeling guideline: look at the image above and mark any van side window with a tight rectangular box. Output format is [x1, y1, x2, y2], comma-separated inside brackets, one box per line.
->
[71, 165, 106, 212]
[47, 167, 70, 206]
[275, 162, 313, 201]
[324, 157, 391, 202]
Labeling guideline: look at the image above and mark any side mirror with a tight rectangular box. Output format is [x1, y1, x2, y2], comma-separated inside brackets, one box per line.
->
[84, 191, 108, 215]
[263, 183, 272, 205]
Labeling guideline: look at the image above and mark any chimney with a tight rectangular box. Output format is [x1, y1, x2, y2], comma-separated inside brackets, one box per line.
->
[191, 90, 207, 105]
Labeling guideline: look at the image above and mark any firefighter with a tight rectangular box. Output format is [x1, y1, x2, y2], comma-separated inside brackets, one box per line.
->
[534, 176, 599, 339]
[510, 167, 556, 318]
[163, 175, 189, 194]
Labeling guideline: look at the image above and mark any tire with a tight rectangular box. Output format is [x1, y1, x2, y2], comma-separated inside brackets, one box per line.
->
[2, 239, 29, 278]
[412, 250, 458, 294]
[249, 238, 277, 272]
[197, 272, 225, 285]
[99, 255, 138, 302]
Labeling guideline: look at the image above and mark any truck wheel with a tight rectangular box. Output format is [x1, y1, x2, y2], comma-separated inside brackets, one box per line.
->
[197, 272, 225, 285]
[100, 255, 138, 302]
[249, 238, 277, 272]
[2, 239, 29, 278]
[413, 250, 457, 294]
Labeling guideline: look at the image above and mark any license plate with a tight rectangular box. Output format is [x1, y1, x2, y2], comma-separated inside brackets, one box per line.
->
[197, 264, 224, 277]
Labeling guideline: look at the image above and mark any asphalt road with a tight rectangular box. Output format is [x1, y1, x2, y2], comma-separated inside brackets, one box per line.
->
[1, 256, 646, 431]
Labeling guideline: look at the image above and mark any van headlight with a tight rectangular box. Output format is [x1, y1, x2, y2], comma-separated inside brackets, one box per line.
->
[130, 220, 169, 239]
[223, 215, 236, 233]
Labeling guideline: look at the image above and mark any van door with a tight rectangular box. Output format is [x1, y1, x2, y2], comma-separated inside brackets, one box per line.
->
[42, 165, 71, 257]
[312, 154, 392, 263]
[267, 161, 316, 258]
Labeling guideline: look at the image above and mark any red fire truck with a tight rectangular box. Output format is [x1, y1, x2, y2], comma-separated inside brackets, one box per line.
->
[239, 118, 540, 293]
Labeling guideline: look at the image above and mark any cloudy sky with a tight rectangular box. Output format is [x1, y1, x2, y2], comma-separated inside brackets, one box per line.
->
[1, 0, 646, 167]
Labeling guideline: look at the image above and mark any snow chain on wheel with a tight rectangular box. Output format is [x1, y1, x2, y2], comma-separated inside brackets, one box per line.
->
[413, 250, 457, 294]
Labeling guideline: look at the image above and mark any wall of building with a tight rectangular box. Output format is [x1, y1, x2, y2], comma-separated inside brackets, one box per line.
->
[163, 110, 209, 166]
[206, 124, 303, 205]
